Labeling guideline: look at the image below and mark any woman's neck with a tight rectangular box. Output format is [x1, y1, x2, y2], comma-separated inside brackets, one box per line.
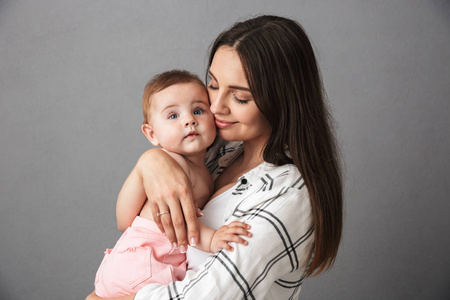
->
[240, 139, 265, 169]
[212, 137, 268, 197]
[229, 137, 267, 179]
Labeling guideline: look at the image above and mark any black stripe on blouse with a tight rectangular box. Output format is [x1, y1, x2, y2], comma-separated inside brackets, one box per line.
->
[217, 251, 256, 300]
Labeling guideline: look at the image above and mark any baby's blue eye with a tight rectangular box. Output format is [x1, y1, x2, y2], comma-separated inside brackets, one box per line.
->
[194, 109, 203, 115]
[168, 114, 178, 119]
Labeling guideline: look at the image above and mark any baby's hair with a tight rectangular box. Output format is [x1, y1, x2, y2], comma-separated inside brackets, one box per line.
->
[142, 69, 205, 124]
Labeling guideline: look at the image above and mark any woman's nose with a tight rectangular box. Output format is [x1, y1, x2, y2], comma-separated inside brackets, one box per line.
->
[209, 92, 227, 115]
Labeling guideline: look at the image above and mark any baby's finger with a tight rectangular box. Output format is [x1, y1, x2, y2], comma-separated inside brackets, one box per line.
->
[225, 227, 252, 237]
[219, 241, 234, 252]
[227, 221, 251, 230]
[224, 234, 249, 246]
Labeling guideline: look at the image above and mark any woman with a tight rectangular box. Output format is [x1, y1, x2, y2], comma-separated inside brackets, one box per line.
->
[87, 14, 342, 300]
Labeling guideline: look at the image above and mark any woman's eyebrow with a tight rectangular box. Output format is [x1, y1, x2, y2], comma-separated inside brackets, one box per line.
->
[229, 85, 251, 92]
[209, 71, 251, 92]
[208, 71, 218, 81]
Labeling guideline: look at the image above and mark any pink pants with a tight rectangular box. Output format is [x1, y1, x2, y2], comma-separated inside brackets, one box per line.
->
[94, 216, 186, 298]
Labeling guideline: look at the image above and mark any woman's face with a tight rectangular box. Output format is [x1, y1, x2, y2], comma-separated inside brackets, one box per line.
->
[207, 46, 271, 145]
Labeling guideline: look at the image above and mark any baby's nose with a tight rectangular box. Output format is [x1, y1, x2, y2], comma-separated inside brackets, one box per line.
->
[185, 120, 197, 126]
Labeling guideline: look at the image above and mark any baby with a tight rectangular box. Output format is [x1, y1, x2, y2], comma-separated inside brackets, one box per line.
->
[94, 70, 251, 298]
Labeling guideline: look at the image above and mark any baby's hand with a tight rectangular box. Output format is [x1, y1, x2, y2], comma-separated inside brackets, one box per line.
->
[210, 221, 252, 252]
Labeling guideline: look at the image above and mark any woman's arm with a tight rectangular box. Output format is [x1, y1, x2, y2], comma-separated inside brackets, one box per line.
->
[133, 148, 199, 248]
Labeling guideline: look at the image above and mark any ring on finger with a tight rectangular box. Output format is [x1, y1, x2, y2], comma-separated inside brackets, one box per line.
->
[156, 210, 170, 217]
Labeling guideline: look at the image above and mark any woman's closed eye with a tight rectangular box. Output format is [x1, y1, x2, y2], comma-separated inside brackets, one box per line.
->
[207, 83, 218, 90]
[207, 74, 218, 90]
[232, 92, 249, 104]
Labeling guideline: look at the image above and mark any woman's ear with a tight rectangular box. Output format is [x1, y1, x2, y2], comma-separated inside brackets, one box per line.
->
[141, 124, 159, 146]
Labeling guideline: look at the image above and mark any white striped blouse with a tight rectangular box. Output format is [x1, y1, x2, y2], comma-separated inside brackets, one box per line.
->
[135, 138, 314, 300]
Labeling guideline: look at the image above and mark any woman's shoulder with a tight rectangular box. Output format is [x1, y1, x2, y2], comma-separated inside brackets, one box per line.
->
[246, 162, 305, 192]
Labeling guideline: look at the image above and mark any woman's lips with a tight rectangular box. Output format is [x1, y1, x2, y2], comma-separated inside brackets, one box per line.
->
[215, 118, 237, 129]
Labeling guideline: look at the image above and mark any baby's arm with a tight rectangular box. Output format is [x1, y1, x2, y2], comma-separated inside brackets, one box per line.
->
[116, 166, 147, 231]
[195, 221, 252, 253]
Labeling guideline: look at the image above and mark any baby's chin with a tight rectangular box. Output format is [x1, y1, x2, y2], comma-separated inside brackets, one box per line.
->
[162, 146, 207, 158]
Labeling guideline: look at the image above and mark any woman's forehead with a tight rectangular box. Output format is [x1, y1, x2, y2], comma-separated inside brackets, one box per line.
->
[210, 46, 249, 88]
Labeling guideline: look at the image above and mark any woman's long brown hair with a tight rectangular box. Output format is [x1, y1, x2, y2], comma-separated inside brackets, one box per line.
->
[208, 15, 343, 277]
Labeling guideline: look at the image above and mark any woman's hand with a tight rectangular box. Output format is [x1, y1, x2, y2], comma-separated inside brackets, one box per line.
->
[136, 148, 200, 251]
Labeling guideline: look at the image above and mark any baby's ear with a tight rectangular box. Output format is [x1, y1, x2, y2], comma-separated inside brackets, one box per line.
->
[141, 124, 159, 146]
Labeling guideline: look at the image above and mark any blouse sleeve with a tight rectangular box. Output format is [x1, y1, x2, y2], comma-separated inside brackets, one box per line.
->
[135, 181, 314, 300]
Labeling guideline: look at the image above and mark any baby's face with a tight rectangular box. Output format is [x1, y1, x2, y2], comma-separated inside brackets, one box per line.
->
[148, 82, 216, 156]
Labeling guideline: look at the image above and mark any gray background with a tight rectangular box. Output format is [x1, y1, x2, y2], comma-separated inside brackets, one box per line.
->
[1, 1, 449, 299]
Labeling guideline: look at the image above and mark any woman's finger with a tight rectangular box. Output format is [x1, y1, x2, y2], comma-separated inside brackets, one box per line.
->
[166, 198, 188, 252]
[196, 207, 204, 218]
[179, 188, 199, 247]
[159, 212, 177, 247]
[139, 148, 190, 247]
[157, 201, 177, 247]
[148, 200, 165, 234]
